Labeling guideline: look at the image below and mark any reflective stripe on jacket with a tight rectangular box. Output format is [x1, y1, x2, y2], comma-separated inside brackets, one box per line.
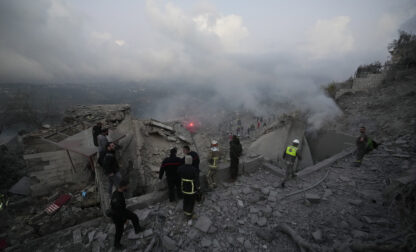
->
[181, 179, 195, 195]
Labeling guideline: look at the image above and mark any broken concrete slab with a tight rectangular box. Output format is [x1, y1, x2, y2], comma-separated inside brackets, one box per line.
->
[263, 162, 285, 177]
[8, 176, 32, 196]
[148, 120, 175, 133]
[194, 215, 212, 233]
[297, 148, 354, 178]
[312, 230, 323, 242]
[126, 191, 168, 210]
[72, 229, 82, 244]
[305, 193, 321, 204]
[162, 235, 177, 251]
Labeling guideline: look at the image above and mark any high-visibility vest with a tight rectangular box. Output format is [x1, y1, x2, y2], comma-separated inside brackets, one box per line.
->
[209, 157, 219, 168]
[286, 146, 298, 157]
[181, 178, 195, 195]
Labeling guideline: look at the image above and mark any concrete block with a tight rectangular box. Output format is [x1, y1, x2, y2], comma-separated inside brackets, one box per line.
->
[263, 162, 285, 177]
[126, 191, 168, 210]
[297, 148, 354, 178]
[194, 215, 212, 233]
[305, 193, 321, 204]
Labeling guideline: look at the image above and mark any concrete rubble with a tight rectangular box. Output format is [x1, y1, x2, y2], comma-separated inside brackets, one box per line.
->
[1, 69, 416, 251]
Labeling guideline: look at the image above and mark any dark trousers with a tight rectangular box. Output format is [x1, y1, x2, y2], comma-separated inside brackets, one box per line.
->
[230, 158, 239, 179]
[113, 209, 140, 246]
[183, 193, 195, 216]
[167, 177, 182, 202]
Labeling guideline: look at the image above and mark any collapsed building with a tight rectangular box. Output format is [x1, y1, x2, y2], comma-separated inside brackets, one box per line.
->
[1, 102, 369, 251]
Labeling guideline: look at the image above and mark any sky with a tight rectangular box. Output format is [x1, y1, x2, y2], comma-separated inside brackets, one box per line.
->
[0, 0, 415, 127]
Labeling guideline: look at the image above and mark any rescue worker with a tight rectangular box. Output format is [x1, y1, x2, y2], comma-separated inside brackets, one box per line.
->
[354, 126, 378, 167]
[159, 148, 183, 202]
[229, 135, 242, 182]
[178, 155, 199, 219]
[97, 128, 109, 166]
[92, 122, 102, 147]
[207, 140, 220, 189]
[281, 139, 302, 188]
[110, 180, 142, 250]
[182, 146, 201, 201]
[104, 142, 122, 196]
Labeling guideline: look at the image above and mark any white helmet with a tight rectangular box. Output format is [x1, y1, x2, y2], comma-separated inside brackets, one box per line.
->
[293, 139, 300, 144]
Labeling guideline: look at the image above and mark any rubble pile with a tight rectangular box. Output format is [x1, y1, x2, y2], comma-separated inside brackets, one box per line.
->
[15, 135, 415, 251]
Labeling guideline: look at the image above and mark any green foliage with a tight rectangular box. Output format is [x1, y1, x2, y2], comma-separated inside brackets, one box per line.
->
[355, 61, 382, 78]
[388, 30, 416, 69]
[324, 82, 337, 99]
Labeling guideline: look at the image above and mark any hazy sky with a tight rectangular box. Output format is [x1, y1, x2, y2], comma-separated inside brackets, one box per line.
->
[0, 0, 415, 127]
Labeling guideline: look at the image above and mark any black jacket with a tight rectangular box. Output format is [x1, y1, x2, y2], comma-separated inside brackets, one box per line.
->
[230, 137, 242, 159]
[111, 190, 126, 220]
[177, 164, 200, 189]
[92, 125, 101, 147]
[103, 151, 119, 175]
[159, 155, 182, 179]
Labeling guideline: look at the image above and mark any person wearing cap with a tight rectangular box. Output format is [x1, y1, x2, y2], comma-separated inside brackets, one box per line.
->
[159, 148, 183, 202]
[177, 155, 199, 219]
[110, 179, 142, 250]
[281, 139, 302, 188]
[207, 140, 220, 189]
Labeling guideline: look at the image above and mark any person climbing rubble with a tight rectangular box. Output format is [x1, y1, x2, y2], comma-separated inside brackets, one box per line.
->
[281, 139, 302, 188]
[354, 126, 379, 167]
[178, 155, 199, 219]
[110, 180, 142, 250]
[229, 135, 242, 182]
[92, 122, 102, 147]
[159, 148, 183, 202]
[97, 128, 109, 166]
[182, 146, 201, 201]
[207, 140, 220, 189]
[104, 142, 122, 196]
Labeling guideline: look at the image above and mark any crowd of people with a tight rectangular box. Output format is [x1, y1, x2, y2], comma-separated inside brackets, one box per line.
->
[92, 121, 376, 250]
[92, 122, 243, 250]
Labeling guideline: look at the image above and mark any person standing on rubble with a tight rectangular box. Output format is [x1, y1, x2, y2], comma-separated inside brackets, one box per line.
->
[178, 155, 199, 219]
[92, 122, 102, 147]
[354, 126, 378, 167]
[207, 140, 220, 189]
[110, 179, 142, 250]
[229, 135, 242, 182]
[159, 148, 183, 202]
[182, 146, 201, 201]
[281, 139, 302, 188]
[104, 142, 122, 196]
[97, 128, 109, 166]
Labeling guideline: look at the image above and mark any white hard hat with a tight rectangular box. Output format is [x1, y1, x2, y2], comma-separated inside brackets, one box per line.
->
[211, 140, 218, 145]
[293, 139, 300, 144]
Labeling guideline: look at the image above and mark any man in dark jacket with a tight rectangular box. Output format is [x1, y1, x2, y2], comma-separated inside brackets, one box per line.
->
[182, 146, 200, 171]
[178, 155, 199, 219]
[111, 180, 142, 250]
[160, 148, 183, 202]
[97, 128, 109, 166]
[92, 122, 102, 147]
[229, 135, 242, 182]
[104, 143, 122, 195]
